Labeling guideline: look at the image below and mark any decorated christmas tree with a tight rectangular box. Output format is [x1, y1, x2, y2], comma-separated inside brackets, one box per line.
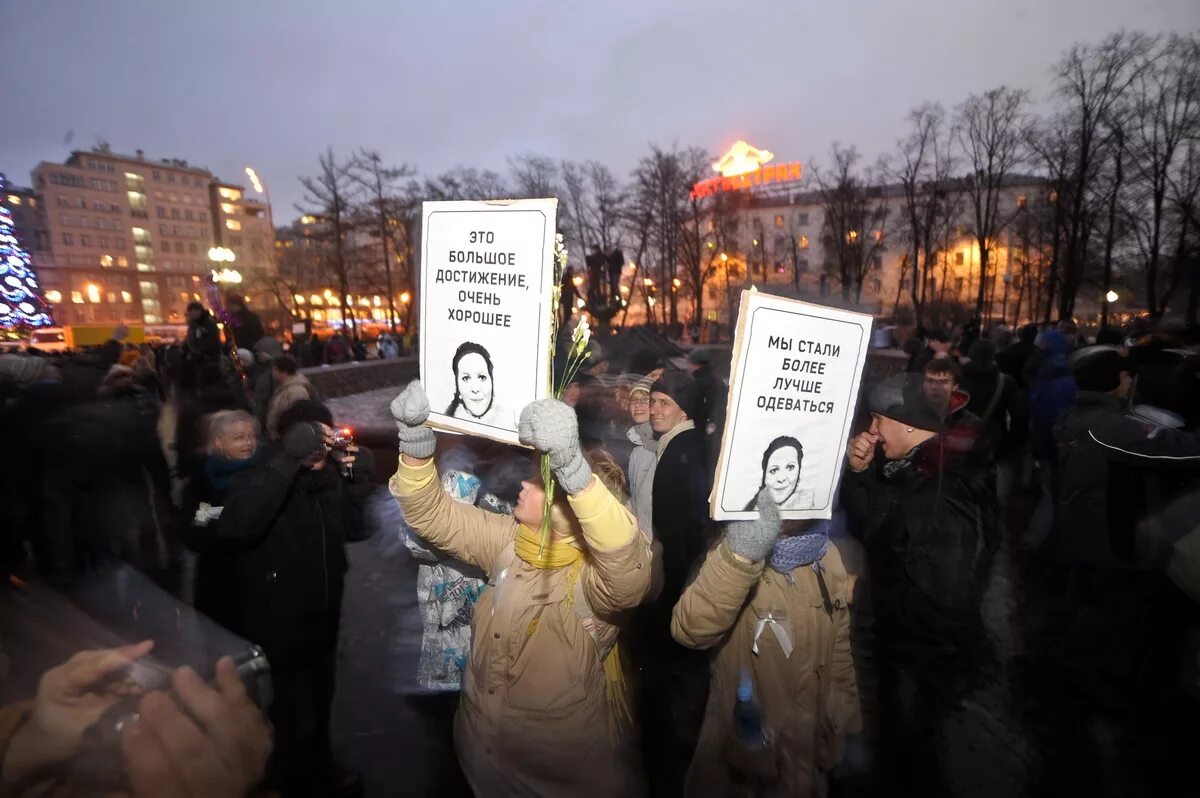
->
[0, 174, 53, 329]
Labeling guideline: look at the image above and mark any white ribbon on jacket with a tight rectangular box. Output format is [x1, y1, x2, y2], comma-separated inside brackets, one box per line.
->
[193, 503, 223, 527]
[752, 613, 793, 658]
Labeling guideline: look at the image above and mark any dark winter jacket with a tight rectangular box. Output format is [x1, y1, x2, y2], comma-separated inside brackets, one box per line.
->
[842, 431, 999, 652]
[185, 311, 222, 364]
[229, 307, 265, 351]
[1054, 392, 1200, 569]
[650, 423, 711, 636]
[1029, 331, 1076, 463]
[194, 446, 375, 670]
[960, 360, 1027, 457]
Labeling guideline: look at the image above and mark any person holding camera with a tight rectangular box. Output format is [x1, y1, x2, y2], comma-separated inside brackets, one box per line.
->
[0, 641, 272, 797]
[210, 403, 374, 797]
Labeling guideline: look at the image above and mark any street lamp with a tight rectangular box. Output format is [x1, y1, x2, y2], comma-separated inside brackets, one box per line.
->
[1105, 290, 1119, 303]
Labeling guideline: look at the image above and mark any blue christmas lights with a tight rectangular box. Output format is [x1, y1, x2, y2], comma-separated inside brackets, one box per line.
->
[0, 175, 53, 329]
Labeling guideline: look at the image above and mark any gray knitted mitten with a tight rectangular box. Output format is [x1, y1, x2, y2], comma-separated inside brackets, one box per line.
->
[389, 381, 437, 460]
[518, 399, 593, 495]
[725, 488, 783, 562]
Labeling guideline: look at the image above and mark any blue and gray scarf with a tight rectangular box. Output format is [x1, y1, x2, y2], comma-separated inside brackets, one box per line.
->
[204, 449, 262, 491]
[768, 518, 834, 573]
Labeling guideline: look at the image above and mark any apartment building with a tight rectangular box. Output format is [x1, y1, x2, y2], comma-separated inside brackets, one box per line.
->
[29, 148, 274, 326]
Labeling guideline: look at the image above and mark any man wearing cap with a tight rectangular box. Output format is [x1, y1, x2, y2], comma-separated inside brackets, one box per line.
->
[641, 370, 712, 797]
[624, 372, 659, 538]
[842, 372, 998, 796]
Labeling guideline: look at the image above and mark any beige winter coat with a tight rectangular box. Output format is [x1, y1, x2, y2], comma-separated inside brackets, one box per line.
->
[672, 540, 861, 797]
[265, 373, 316, 439]
[389, 457, 652, 797]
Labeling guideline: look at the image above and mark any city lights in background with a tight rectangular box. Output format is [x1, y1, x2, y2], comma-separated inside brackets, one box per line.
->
[207, 246, 236, 263]
[1106, 290, 1119, 303]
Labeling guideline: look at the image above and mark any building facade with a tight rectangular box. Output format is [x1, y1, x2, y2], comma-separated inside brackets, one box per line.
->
[27, 147, 274, 327]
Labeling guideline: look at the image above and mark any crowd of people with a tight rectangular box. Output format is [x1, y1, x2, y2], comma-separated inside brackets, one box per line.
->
[0, 297, 1197, 797]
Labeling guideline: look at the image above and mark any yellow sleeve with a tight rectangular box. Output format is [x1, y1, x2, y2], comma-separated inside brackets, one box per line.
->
[388, 457, 514, 576]
[571, 476, 653, 614]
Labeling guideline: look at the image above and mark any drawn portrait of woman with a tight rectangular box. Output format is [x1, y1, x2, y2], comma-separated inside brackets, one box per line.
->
[444, 341, 510, 426]
[744, 435, 814, 511]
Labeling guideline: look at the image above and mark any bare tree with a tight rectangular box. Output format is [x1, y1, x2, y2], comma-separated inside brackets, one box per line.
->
[888, 103, 960, 327]
[631, 145, 698, 326]
[421, 167, 509, 201]
[955, 86, 1030, 322]
[508, 154, 558, 199]
[812, 144, 890, 303]
[1127, 33, 1200, 317]
[298, 148, 359, 338]
[1053, 31, 1154, 318]
[351, 150, 415, 333]
[679, 149, 742, 327]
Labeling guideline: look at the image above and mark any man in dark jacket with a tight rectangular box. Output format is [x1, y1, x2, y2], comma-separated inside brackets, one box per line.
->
[182, 301, 222, 392]
[214, 410, 374, 797]
[226, 292, 266, 351]
[961, 338, 1027, 459]
[842, 373, 999, 797]
[642, 370, 711, 797]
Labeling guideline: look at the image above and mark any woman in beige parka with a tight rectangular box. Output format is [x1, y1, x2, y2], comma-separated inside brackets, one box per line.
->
[672, 491, 861, 796]
[389, 382, 652, 797]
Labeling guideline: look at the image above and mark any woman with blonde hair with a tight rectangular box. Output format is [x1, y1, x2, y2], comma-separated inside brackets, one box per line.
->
[389, 381, 652, 797]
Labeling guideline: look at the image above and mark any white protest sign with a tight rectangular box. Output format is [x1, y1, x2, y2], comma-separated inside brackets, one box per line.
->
[420, 198, 557, 445]
[711, 290, 873, 521]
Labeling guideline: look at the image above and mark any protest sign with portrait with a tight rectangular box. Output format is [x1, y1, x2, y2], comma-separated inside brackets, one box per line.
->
[711, 290, 873, 521]
[419, 198, 558, 445]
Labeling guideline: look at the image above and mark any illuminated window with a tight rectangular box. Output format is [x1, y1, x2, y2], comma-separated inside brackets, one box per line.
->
[218, 187, 242, 201]
[774, 215, 784, 228]
[6, 195, 20, 205]
[100, 255, 114, 268]
[1017, 195, 1028, 209]
[117, 256, 129, 268]
[107, 292, 117, 303]
[121, 291, 132, 303]
[180, 292, 189, 303]
[86, 284, 101, 303]
[71, 291, 84, 304]
[798, 235, 810, 249]
[221, 203, 237, 215]
[225, 219, 241, 231]
[46, 290, 62, 303]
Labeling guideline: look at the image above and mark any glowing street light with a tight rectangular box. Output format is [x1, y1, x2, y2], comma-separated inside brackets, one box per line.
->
[1105, 290, 1119, 303]
[720, 253, 729, 263]
[207, 246, 236, 263]
[643, 277, 654, 287]
[294, 294, 305, 305]
[572, 275, 584, 287]
[400, 291, 411, 304]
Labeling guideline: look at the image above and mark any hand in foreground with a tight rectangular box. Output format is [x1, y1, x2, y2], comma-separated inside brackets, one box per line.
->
[518, 399, 592, 495]
[847, 431, 879, 473]
[390, 381, 436, 460]
[725, 488, 782, 563]
[2, 641, 154, 783]
[122, 657, 272, 798]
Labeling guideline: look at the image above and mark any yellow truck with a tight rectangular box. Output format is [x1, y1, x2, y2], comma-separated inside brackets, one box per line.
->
[30, 324, 145, 353]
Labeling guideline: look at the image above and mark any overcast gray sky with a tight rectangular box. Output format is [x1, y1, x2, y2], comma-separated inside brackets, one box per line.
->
[2, 0, 1196, 221]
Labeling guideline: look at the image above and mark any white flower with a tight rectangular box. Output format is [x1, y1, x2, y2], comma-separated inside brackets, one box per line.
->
[555, 233, 564, 245]
[571, 316, 591, 349]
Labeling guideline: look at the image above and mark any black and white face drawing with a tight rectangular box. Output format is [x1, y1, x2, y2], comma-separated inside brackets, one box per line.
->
[745, 435, 812, 511]
[446, 342, 496, 421]
[764, 442, 801, 504]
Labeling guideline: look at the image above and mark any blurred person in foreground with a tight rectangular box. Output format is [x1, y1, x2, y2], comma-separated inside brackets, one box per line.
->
[671, 491, 860, 796]
[841, 373, 998, 797]
[389, 381, 651, 797]
[182, 302, 222, 394]
[196, 402, 374, 796]
[226, 293, 266, 352]
[0, 641, 271, 797]
[624, 372, 660, 538]
[960, 338, 1027, 463]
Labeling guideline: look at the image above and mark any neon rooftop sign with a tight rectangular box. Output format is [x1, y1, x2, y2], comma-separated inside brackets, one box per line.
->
[692, 140, 803, 199]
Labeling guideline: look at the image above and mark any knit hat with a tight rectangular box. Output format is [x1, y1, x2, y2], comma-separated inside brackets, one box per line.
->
[867, 373, 944, 432]
[277, 398, 334, 435]
[1071, 346, 1129, 393]
[650, 371, 700, 419]
[254, 336, 284, 360]
[628, 374, 654, 396]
